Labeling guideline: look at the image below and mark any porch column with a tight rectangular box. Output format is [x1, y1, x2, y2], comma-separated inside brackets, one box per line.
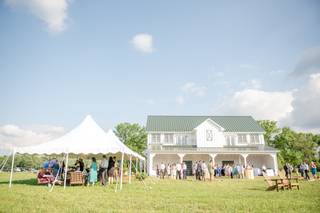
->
[177, 153, 185, 163]
[241, 154, 248, 167]
[148, 153, 155, 176]
[209, 154, 217, 164]
[270, 153, 278, 175]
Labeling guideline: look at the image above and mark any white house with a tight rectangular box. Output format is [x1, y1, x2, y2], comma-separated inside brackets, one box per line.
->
[145, 115, 279, 176]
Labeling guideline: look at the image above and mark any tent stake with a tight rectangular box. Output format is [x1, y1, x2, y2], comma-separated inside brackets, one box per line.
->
[9, 149, 15, 188]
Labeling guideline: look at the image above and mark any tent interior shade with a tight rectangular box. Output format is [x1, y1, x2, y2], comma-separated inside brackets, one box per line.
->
[15, 115, 144, 160]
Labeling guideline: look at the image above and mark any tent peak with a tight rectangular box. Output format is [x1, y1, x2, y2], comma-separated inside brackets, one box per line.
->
[84, 114, 94, 120]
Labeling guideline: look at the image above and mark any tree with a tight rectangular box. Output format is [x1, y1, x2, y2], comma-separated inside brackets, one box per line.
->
[257, 120, 280, 146]
[114, 123, 147, 155]
[273, 127, 317, 166]
[312, 134, 320, 146]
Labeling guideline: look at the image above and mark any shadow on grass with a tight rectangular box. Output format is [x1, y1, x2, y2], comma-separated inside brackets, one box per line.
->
[247, 187, 266, 191]
[0, 178, 39, 186]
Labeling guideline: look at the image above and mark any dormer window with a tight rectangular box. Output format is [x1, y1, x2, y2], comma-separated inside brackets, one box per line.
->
[206, 130, 213, 141]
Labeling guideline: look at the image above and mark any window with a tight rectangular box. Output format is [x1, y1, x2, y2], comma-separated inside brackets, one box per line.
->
[206, 130, 213, 141]
[250, 134, 260, 144]
[176, 134, 188, 145]
[225, 135, 235, 146]
[164, 133, 174, 144]
[175, 134, 196, 145]
[238, 134, 247, 144]
[152, 134, 161, 144]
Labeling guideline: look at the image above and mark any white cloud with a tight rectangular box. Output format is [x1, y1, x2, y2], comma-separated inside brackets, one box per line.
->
[292, 46, 320, 76]
[289, 73, 320, 129]
[0, 124, 65, 154]
[215, 89, 294, 121]
[176, 96, 185, 105]
[181, 82, 207, 97]
[214, 72, 320, 132]
[131, 33, 154, 53]
[6, 0, 71, 33]
[176, 82, 206, 105]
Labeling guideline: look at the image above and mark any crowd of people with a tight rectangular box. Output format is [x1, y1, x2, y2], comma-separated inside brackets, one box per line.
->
[282, 161, 318, 180]
[297, 161, 318, 180]
[37, 155, 120, 187]
[156, 160, 250, 181]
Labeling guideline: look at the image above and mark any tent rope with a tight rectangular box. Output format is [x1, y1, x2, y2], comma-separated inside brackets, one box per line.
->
[49, 154, 67, 192]
[0, 155, 10, 172]
[131, 160, 152, 190]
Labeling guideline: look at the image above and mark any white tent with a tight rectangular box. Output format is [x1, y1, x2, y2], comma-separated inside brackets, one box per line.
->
[10, 115, 145, 190]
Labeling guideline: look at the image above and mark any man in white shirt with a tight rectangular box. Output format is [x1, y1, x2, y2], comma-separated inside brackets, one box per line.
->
[100, 155, 109, 185]
[160, 162, 165, 179]
[182, 162, 187, 179]
[176, 162, 182, 179]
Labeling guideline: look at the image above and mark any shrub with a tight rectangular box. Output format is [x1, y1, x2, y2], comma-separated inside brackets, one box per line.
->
[135, 172, 147, 181]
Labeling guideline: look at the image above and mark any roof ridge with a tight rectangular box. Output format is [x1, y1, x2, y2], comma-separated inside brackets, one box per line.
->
[147, 115, 253, 117]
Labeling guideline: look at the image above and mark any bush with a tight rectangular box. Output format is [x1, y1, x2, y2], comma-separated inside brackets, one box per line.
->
[135, 172, 147, 181]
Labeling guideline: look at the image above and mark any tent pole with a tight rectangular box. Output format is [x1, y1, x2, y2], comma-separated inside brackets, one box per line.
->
[64, 152, 69, 189]
[129, 155, 132, 184]
[9, 149, 15, 188]
[135, 158, 138, 173]
[120, 152, 124, 191]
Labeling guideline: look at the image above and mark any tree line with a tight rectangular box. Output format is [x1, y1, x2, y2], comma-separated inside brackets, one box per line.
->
[258, 120, 320, 168]
[1, 121, 319, 170]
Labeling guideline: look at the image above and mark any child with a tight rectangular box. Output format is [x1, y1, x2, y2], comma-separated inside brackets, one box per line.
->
[83, 168, 90, 186]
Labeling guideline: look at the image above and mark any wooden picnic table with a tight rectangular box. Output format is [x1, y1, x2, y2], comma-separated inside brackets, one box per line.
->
[270, 177, 299, 191]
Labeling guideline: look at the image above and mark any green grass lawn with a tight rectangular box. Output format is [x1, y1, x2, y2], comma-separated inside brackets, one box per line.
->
[0, 172, 319, 213]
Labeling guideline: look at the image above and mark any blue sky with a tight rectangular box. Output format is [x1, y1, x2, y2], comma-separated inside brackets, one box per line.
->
[0, 0, 320, 149]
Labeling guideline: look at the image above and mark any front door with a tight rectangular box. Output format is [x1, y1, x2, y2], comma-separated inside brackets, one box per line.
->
[183, 161, 193, 176]
[222, 160, 234, 166]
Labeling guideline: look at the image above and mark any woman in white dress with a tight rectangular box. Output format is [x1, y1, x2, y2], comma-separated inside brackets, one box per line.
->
[167, 164, 171, 178]
[171, 163, 176, 179]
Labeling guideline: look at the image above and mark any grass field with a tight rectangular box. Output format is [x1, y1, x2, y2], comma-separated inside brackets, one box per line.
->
[0, 172, 319, 213]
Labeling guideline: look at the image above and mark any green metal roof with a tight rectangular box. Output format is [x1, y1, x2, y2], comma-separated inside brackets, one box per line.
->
[146, 115, 264, 133]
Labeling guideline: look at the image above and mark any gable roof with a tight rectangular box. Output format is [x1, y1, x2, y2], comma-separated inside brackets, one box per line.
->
[146, 115, 264, 133]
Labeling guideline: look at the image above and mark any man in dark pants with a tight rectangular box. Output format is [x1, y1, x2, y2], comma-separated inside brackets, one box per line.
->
[304, 162, 310, 180]
[100, 155, 108, 185]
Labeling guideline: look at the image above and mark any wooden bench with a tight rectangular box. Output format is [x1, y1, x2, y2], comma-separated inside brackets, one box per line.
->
[278, 172, 299, 190]
[69, 172, 84, 185]
[263, 172, 288, 191]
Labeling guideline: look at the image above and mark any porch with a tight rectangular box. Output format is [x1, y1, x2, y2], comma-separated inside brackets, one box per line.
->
[147, 147, 278, 177]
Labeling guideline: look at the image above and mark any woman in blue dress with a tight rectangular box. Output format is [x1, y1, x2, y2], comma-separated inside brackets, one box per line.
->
[89, 157, 98, 185]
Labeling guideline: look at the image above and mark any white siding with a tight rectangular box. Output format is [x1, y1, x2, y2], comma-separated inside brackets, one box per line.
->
[195, 120, 225, 147]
